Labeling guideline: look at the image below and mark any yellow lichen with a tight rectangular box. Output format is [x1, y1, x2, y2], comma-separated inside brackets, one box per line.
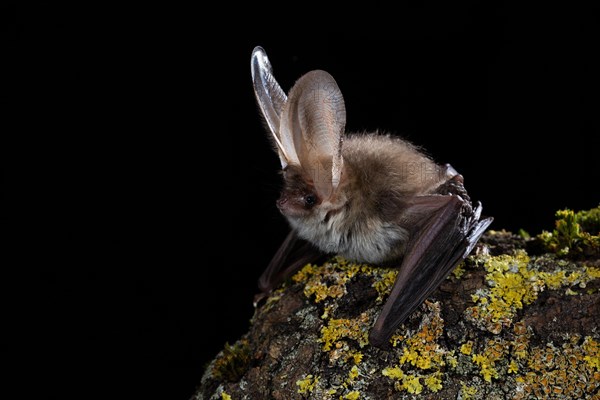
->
[403, 374, 423, 394]
[319, 313, 370, 351]
[540, 269, 567, 290]
[342, 391, 360, 400]
[372, 269, 398, 301]
[585, 265, 600, 279]
[292, 257, 386, 304]
[399, 348, 418, 366]
[321, 304, 333, 319]
[582, 336, 600, 371]
[347, 365, 359, 382]
[293, 256, 403, 371]
[382, 302, 448, 394]
[464, 251, 535, 332]
[424, 373, 443, 392]
[383, 367, 433, 394]
[382, 366, 404, 380]
[350, 351, 363, 364]
[466, 250, 600, 334]
[398, 302, 446, 371]
[294, 262, 348, 302]
[332, 363, 363, 398]
[508, 359, 519, 374]
[459, 382, 477, 400]
[221, 392, 231, 400]
[296, 374, 319, 394]
[472, 353, 497, 382]
[471, 337, 510, 382]
[460, 341, 473, 355]
[451, 262, 466, 279]
[445, 352, 458, 369]
[292, 264, 316, 283]
[281, 217, 600, 399]
[389, 333, 405, 348]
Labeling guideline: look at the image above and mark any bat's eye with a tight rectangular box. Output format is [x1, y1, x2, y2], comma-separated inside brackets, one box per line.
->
[304, 194, 317, 208]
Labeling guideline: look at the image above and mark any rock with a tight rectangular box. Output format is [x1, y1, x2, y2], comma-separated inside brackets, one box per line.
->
[194, 210, 600, 400]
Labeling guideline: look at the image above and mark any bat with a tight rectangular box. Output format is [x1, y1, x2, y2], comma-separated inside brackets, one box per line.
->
[250, 46, 493, 349]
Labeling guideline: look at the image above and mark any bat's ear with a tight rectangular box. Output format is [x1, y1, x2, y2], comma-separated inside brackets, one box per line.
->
[251, 46, 298, 169]
[280, 70, 346, 200]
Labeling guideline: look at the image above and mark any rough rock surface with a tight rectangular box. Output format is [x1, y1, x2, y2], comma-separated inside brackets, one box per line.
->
[194, 228, 600, 400]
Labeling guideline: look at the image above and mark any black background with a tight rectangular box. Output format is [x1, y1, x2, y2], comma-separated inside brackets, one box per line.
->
[9, 4, 599, 400]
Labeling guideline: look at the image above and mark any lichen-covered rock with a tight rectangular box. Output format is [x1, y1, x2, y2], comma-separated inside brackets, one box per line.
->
[194, 208, 600, 400]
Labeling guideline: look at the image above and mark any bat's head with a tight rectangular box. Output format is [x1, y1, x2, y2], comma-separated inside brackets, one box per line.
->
[251, 46, 349, 246]
[276, 165, 320, 219]
[275, 162, 347, 218]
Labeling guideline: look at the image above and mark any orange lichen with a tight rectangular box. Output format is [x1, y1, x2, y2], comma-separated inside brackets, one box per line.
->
[512, 336, 600, 399]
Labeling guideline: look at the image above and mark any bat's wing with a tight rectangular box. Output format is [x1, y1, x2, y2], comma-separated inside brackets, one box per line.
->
[369, 192, 493, 348]
[255, 230, 325, 304]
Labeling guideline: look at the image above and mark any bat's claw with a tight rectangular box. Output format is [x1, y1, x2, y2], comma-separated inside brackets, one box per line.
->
[450, 174, 464, 184]
[443, 163, 459, 178]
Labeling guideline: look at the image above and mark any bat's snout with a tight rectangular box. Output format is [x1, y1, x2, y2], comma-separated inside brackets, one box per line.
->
[277, 193, 312, 218]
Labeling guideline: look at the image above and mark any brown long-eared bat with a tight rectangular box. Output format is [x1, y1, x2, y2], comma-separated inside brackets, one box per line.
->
[250, 46, 493, 349]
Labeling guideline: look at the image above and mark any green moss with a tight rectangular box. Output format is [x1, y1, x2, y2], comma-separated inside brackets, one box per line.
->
[537, 206, 600, 257]
[211, 339, 251, 382]
[575, 206, 600, 233]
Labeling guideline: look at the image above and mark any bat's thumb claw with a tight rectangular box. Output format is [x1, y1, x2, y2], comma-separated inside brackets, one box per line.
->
[451, 174, 464, 184]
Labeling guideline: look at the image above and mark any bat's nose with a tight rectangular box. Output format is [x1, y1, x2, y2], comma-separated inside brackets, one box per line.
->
[276, 197, 287, 209]
[276, 196, 290, 214]
[276, 195, 303, 217]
